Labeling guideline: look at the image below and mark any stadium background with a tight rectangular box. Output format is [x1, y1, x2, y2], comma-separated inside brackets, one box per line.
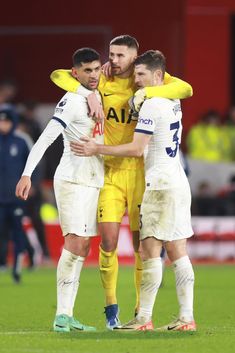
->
[1, 2, 235, 353]
[1, 0, 235, 264]
[1, 0, 235, 131]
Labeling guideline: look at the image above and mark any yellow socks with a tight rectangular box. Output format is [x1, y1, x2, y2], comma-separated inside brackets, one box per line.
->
[99, 246, 118, 305]
[99, 247, 143, 311]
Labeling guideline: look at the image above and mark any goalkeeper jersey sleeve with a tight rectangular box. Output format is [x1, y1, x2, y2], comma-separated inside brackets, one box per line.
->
[50, 69, 193, 100]
[145, 72, 193, 100]
[50, 69, 80, 93]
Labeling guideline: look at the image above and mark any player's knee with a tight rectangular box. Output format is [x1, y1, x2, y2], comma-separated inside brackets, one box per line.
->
[100, 234, 118, 252]
[100, 240, 117, 252]
[82, 241, 90, 257]
[64, 234, 90, 257]
[166, 241, 187, 262]
[140, 238, 162, 260]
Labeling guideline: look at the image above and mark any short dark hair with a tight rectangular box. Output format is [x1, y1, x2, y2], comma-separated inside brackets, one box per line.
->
[134, 50, 166, 75]
[110, 35, 139, 51]
[72, 48, 100, 67]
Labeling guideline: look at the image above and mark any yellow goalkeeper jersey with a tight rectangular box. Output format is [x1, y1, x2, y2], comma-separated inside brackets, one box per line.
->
[98, 73, 141, 169]
[50, 69, 193, 170]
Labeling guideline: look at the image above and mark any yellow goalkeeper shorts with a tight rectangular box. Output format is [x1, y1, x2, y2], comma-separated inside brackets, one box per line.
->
[98, 166, 145, 231]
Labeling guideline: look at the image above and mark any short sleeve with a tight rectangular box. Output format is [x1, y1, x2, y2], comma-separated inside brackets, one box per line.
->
[53, 93, 87, 127]
[135, 99, 160, 135]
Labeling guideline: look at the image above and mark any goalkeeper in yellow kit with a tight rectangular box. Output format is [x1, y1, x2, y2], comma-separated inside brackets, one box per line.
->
[50, 35, 193, 330]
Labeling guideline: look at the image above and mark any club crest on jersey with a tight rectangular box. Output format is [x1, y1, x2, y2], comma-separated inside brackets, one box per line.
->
[10, 144, 18, 156]
[138, 117, 153, 125]
[59, 98, 67, 107]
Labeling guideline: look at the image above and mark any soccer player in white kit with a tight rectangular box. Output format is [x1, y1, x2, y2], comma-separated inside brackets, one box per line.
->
[71, 50, 196, 332]
[15, 48, 104, 332]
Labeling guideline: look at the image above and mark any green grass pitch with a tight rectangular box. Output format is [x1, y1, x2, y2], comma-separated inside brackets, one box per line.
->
[0, 264, 235, 353]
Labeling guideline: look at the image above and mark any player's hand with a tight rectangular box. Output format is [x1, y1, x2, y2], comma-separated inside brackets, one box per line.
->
[129, 88, 147, 116]
[71, 137, 99, 156]
[101, 61, 112, 78]
[15, 176, 31, 201]
[87, 93, 105, 122]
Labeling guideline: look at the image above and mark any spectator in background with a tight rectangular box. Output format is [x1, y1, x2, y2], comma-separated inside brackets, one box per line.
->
[186, 110, 231, 162]
[192, 181, 218, 216]
[217, 174, 235, 215]
[0, 107, 34, 282]
[0, 79, 17, 108]
[18, 101, 42, 142]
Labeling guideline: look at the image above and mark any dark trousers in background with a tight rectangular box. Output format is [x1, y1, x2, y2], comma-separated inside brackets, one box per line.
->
[0, 202, 34, 281]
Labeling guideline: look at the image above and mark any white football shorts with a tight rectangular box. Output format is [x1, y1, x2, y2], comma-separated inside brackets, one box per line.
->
[54, 179, 100, 237]
[140, 182, 194, 242]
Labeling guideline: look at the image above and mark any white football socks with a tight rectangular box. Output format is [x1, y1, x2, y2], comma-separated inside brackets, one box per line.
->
[137, 257, 162, 322]
[69, 255, 85, 317]
[56, 248, 84, 316]
[173, 255, 195, 322]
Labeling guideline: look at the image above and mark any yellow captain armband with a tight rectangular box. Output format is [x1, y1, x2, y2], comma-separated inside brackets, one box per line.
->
[145, 72, 193, 100]
[50, 69, 80, 93]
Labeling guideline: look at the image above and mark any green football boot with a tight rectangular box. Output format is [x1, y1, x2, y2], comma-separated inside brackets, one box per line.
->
[69, 316, 96, 331]
[53, 314, 70, 332]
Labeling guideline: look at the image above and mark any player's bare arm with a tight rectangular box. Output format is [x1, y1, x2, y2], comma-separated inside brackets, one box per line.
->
[15, 176, 31, 201]
[87, 92, 105, 121]
[71, 132, 151, 157]
[50, 69, 105, 121]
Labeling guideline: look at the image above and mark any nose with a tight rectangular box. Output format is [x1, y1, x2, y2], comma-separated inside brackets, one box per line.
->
[90, 71, 98, 78]
[111, 56, 118, 64]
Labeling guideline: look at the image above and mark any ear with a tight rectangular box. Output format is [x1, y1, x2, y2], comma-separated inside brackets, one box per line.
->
[153, 69, 162, 84]
[130, 48, 138, 61]
[71, 67, 78, 79]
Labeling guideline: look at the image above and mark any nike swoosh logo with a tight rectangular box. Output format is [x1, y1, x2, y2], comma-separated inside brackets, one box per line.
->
[63, 281, 73, 285]
[103, 93, 113, 96]
[167, 325, 177, 330]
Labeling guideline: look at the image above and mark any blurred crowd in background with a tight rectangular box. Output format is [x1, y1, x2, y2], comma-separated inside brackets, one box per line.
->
[186, 108, 235, 216]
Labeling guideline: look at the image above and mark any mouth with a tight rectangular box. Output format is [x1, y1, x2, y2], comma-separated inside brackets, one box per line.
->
[111, 66, 120, 70]
[89, 81, 98, 87]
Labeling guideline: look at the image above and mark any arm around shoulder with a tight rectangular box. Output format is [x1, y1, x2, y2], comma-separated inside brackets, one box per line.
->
[50, 69, 80, 93]
[145, 72, 193, 100]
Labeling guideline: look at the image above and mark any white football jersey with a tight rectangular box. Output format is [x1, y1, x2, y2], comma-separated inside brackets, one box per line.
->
[53, 92, 104, 187]
[22, 91, 104, 188]
[135, 97, 187, 190]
